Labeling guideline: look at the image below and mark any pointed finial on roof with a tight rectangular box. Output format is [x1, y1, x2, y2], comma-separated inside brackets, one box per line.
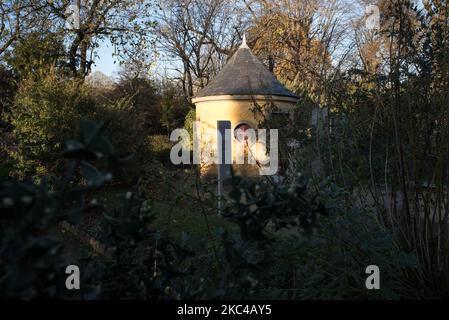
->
[240, 33, 249, 49]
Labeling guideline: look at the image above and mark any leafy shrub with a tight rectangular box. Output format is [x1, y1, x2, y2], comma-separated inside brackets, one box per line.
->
[4, 69, 147, 178]
[147, 135, 172, 164]
[258, 179, 419, 300]
[106, 76, 163, 135]
[0, 121, 188, 299]
[5, 68, 96, 177]
[0, 131, 15, 179]
[183, 175, 417, 300]
[183, 108, 196, 150]
[0, 119, 426, 299]
[0, 120, 117, 298]
[270, 209, 418, 299]
[0, 65, 16, 127]
[179, 174, 328, 299]
[0, 178, 70, 298]
[98, 95, 147, 157]
[159, 80, 189, 136]
[93, 191, 193, 299]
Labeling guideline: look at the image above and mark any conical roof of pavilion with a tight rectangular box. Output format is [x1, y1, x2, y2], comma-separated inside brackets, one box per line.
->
[194, 37, 299, 100]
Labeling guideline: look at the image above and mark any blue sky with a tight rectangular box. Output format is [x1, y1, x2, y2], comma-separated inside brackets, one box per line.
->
[91, 40, 120, 77]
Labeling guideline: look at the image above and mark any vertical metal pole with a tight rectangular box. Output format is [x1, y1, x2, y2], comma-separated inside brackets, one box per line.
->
[217, 120, 231, 213]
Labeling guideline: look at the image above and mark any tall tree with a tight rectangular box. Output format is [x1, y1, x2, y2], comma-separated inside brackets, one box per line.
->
[5, 31, 66, 79]
[155, 0, 244, 104]
[36, 0, 155, 78]
[244, 0, 352, 100]
[0, 0, 43, 56]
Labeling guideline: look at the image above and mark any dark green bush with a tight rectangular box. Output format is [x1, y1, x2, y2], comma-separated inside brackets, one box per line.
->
[183, 108, 196, 150]
[0, 120, 117, 298]
[5, 68, 96, 177]
[0, 120, 424, 300]
[0, 121, 187, 299]
[4, 69, 147, 178]
[270, 209, 418, 299]
[147, 135, 172, 164]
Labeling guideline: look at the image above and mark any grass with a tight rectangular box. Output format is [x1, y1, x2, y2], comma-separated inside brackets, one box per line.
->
[151, 201, 234, 240]
[59, 134, 237, 267]
[78, 173, 235, 245]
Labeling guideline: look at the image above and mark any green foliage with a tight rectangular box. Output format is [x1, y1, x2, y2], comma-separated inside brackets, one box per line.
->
[147, 135, 172, 164]
[305, 3, 449, 297]
[224, 175, 326, 240]
[3, 0, 449, 300]
[183, 108, 196, 150]
[0, 119, 427, 299]
[0, 130, 15, 179]
[159, 81, 189, 136]
[6, 68, 97, 177]
[5, 68, 147, 178]
[182, 174, 328, 299]
[92, 191, 193, 299]
[0, 120, 117, 298]
[98, 94, 147, 158]
[0, 178, 69, 298]
[200, 175, 417, 299]
[0, 65, 16, 124]
[5, 32, 67, 79]
[0, 120, 189, 299]
[273, 209, 418, 299]
[107, 76, 163, 135]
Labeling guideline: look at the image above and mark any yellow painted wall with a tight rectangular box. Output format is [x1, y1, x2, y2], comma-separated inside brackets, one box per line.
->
[193, 95, 297, 177]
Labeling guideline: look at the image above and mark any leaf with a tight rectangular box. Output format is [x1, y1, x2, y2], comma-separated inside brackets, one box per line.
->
[81, 120, 101, 145]
[80, 161, 106, 187]
[64, 139, 85, 152]
[88, 135, 116, 158]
